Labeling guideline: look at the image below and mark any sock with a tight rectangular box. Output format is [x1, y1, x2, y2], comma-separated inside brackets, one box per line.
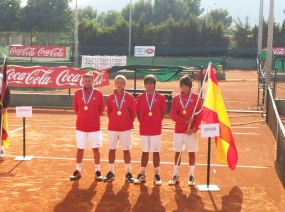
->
[189, 165, 195, 177]
[140, 167, 146, 175]
[155, 167, 160, 175]
[109, 164, 114, 173]
[95, 164, 100, 172]
[76, 163, 82, 172]
[1, 146, 4, 151]
[125, 164, 131, 173]
[174, 165, 180, 176]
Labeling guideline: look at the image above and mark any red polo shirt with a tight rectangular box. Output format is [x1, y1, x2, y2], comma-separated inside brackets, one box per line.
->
[107, 90, 136, 131]
[73, 87, 105, 132]
[171, 91, 203, 133]
[136, 91, 167, 135]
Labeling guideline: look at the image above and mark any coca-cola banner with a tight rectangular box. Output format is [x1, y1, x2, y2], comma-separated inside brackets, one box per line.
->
[7, 66, 110, 88]
[273, 47, 285, 56]
[9, 46, 67, 58]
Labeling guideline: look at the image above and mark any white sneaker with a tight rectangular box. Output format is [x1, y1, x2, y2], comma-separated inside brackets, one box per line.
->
[134, 174, 146, 184]
[0, 150, 5, 159]
[188, 175, 195, 186]
[168, 175, 180, 185]
[154, 174, 162, 186]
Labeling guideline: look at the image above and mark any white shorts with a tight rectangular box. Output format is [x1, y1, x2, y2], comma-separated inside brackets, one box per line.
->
[173, 133, 198, 152]
[140, 135, 161, 153]
[76, 130, 102, 149]
[108, 130, 132, 151]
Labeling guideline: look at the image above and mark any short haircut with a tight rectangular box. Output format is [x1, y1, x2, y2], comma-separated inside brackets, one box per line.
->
[115, 75, 127, 83]
[179, 75, 192, 88]
[144, 74, 156, 85]
[83, 71, 93, 79]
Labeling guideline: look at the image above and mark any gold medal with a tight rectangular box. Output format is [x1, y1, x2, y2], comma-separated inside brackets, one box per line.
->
[148, 112, 152, 116]
[183, 110, 186, 114]
[117, 111, 122, 115]
[84, 106, 88, 110]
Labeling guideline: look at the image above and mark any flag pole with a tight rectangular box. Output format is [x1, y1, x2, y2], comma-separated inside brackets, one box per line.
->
[174, 63, 211, 167]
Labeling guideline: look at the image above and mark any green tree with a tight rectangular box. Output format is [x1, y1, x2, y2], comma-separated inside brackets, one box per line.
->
[22, 0, 73, 33]
[209, 9, 232, 29]
[0, 0, 21, 31]
[78, 6, 97, 21]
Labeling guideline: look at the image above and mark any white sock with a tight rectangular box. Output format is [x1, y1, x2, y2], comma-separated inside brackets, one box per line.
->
[140, 167, 146, 175]
[76, 163, 82, 172]
[125, 164, 131, 173]
[109, 164, 114, 173]
[155, 167, 160, 175]
[189, 165, 195, 177]
[174, 165, 180, 176]
[95, 164, 100, 172]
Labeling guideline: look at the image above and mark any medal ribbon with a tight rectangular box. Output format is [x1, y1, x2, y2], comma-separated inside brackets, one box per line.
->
[179, 92, 192, 111]
[82, 87, 94, 106]
[146, 90, 156, 111]
[115, 90, 126, 111]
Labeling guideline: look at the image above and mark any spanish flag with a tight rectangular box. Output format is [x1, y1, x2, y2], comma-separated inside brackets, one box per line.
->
[202, 63, 238, 170]
[1, 58, 9, 148]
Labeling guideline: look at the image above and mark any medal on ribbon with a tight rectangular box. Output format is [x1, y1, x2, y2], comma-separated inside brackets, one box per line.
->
[115, 90, 126, 116]
[82, 87, 94, 111]
[146, 91, 156, 116]
[179, 92, 192, 115]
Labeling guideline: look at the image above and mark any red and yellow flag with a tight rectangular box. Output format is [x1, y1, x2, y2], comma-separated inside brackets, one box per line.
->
[1, 58, 9, 147]
[202, 63, 238, 170]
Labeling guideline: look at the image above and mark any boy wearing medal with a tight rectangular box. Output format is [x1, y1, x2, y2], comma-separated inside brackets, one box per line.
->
[70, 71, 105, 181]
[134, 75, 167, 186]
[103, 75, 136, 183]
[168, 75, 203, 186]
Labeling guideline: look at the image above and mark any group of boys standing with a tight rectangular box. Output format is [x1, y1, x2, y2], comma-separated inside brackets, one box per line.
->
[70, 71, 203, 186]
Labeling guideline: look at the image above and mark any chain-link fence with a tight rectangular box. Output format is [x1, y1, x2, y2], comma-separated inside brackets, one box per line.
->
[266, 87, 285, 186]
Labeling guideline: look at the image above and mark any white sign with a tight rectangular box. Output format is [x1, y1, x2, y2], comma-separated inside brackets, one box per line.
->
[16, 106, 32, 118]
[201, 123, 220, 138]
[134, 46, 155, 57]
[81, 55, 127, 69]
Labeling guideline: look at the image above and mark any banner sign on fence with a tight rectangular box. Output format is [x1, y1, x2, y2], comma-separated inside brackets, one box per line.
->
[7, 66, 110, 88]
[81, 55, 127, 69]
[9, 46, 67, 58]
[263, 47, 285, 56]
[134, 46, 155, 57]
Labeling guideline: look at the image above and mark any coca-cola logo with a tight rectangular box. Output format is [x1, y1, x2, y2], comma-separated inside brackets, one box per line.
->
[145, 48, 154, 54]
[9, 46, 66, 58]
[274, 48, 285, 56]
[6, 67, 109, 88]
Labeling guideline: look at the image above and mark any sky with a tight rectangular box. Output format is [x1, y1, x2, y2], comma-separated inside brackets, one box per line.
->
[20, 0, 285, 26]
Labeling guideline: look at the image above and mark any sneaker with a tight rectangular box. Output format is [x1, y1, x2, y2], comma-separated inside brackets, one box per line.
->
[95, 170, 103, 181]
[168, 175, 180, 185]
[188, 175, 195, 186]
[133, 174, 146, 184]
[0, 150, 4, 159]
[103, 171, 115, 182]
[154, 174, 162, 186]
[125, 172, 134, 183]
[70, 170, 81, 181]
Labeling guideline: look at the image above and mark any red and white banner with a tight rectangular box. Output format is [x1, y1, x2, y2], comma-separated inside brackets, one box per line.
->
[273, 47, 285, 56]
[9, 46, 67, 58]
[6, 66, 110, 88]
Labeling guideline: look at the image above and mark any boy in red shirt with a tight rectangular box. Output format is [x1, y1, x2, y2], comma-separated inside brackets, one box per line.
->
[103, 75, 136, 183]
[134, 74, 167, 186]
[168, 75, 203, 186]
[70, 72, 105, 181]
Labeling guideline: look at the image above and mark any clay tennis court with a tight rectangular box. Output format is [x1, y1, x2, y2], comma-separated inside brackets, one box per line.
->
[0, 70, 284, 211]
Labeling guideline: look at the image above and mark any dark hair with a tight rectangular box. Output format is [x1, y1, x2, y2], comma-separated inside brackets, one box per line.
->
[144, 74, 156, 85]
[179, 75, 192, 88]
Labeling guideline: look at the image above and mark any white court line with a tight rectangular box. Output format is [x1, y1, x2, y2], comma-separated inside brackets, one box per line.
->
[9, 126, 27, 134]
[5, 156, 270, 169]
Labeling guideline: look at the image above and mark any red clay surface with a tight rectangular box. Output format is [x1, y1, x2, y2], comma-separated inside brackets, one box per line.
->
[0, 70, 284, 211]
